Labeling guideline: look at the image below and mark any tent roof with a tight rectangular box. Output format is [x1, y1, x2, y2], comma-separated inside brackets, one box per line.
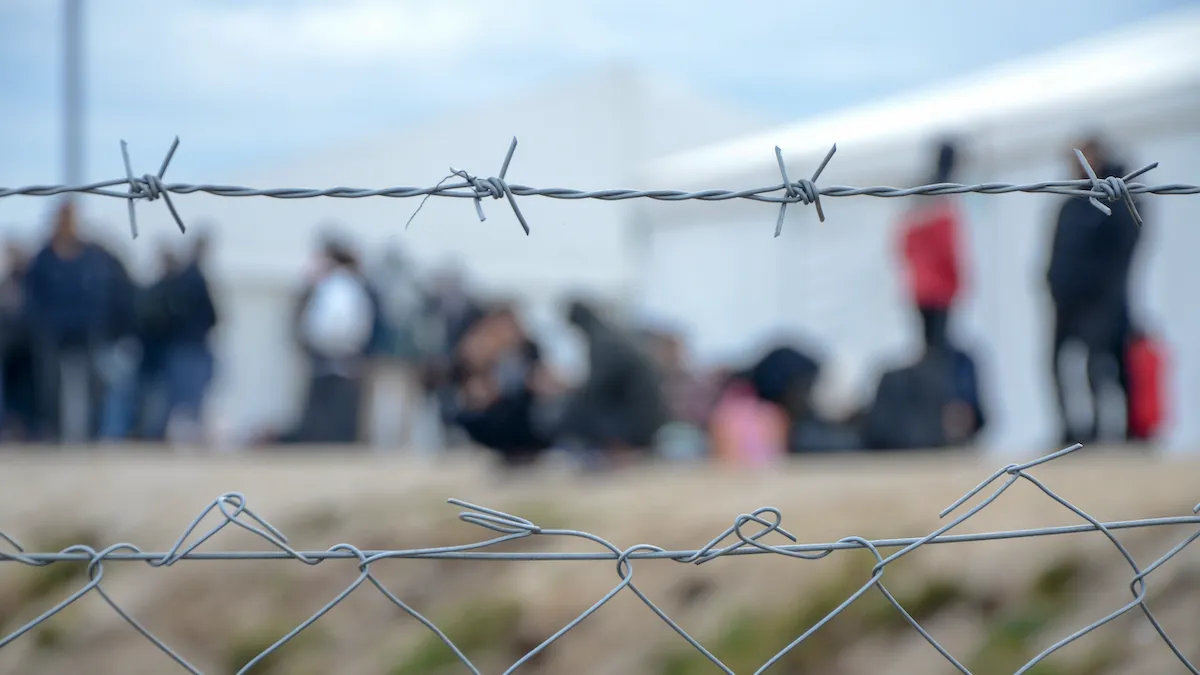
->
[642, 6, 1200, 187]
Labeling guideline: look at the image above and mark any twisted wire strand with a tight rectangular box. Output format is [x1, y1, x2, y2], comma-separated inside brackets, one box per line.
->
[2, 137, 1195, 238]
[2, 444, 1198, 674]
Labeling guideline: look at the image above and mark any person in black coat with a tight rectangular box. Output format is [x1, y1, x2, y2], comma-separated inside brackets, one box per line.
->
[136, 234, 219, 441]
[1046, 136, 1142, 444]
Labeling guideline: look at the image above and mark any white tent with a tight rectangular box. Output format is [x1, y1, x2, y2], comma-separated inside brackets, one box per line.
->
[632, 7, 1200, 455]
[78, 66, 773, 440]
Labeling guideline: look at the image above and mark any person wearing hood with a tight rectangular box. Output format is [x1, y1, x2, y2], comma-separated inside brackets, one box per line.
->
[1046, 135, 1142, 444]
[555, 298, 669, 465]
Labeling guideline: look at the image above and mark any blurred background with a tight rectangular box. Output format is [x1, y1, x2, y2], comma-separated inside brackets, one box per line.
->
[1, 2, 1199, 674]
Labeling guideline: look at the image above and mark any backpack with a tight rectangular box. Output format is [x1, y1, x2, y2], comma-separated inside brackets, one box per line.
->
[864, 351, 957, 451]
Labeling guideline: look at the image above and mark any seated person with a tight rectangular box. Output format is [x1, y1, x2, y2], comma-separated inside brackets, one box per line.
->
[861, 315, 986, 451]
[449, 304, 559, 467]
[554, 299, 670, 468]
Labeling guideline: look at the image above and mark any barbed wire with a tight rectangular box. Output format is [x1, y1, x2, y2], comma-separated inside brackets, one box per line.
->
[2, 137, 1198, 239]
[2, 443, 1199, 675]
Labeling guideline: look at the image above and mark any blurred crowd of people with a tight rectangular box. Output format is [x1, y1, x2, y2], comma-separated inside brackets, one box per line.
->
[0, 201, 217, 445]
[0, 133, 1163, 466]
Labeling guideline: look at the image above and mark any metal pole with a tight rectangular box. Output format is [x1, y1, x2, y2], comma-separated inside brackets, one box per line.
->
[63, 0, 83, 187]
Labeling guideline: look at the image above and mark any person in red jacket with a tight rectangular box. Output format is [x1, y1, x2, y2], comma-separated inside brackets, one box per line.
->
[868, 139, 986, 449]
[899, 140, 964, 350]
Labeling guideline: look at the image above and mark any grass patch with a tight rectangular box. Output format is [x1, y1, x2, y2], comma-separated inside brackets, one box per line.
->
[1068, 640, 1126, 675]
[15, 529, 103, 604]
[31, 620, 68, 651]
[656, 554, 898, 674]
[1031, 556, 1085, 603]
[287, 506, 344, 538]
[0, 529, 103, 631]
[966, 556, 1088, 675]
[223, 620, 327, 675]
[863, 576, 970, 632]
[389, 599, 523, 675]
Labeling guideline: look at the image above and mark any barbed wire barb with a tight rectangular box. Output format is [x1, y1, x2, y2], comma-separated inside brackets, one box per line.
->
[119, 136, 186, 239]
[772, 143, 834, 237]
[449, 136, 531, 235]
[1072, 147, 1156, 227]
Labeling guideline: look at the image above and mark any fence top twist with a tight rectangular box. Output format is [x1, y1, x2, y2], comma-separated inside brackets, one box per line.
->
[2, 136, 1196, 239]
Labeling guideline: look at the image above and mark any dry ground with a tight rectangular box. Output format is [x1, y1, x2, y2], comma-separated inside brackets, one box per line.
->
[1, 446, 1198, 675]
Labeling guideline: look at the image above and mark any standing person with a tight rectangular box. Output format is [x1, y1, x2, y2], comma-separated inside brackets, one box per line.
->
[555, 298, 670, 468]
[284, 234, 381, 445]
[861, 139, 986, 451]
[23, 200, 114, 443]
[1046, 136, 1142, 444]
[898, 139, 966, 352]
[161, 231, 219, 444]
[901, 139, 985, 443]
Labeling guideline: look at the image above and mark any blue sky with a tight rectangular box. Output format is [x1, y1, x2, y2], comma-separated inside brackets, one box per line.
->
[0, 0, 1192, 218]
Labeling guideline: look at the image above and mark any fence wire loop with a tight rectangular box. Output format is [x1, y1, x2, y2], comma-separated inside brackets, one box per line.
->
[452, 498, 543, 535]
[4, 443, 1200, 674]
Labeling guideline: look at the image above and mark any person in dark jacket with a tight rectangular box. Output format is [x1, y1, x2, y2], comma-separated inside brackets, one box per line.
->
[138, 233, 219, 442]
[555, 299, 669, 464]
[23, 200, 115, 442]
[1046, 136, 1142, 444]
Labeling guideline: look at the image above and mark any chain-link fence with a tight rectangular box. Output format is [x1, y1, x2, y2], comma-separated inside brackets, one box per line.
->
[2, 443, 1199, 674]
